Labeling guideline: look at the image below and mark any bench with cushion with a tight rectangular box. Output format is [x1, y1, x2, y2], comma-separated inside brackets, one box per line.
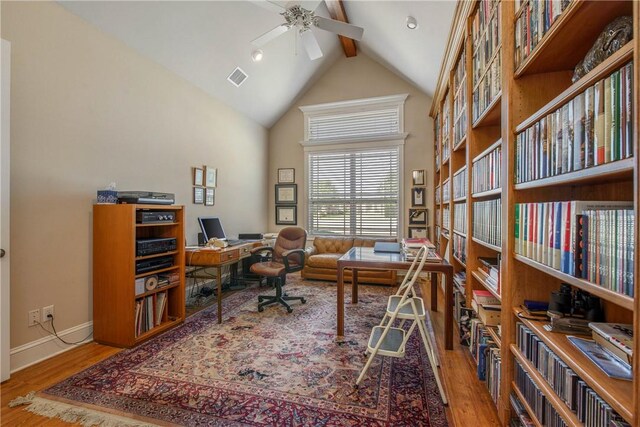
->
[301, 236, 397, 285]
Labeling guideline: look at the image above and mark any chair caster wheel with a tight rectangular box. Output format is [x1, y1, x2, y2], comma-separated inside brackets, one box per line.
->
[301, 298, 306, 304]
[287, 307, 293, 313]
[258, 306, 264, 312]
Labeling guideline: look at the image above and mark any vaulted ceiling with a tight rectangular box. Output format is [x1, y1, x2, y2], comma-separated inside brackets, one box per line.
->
[59, 1, 456, 128]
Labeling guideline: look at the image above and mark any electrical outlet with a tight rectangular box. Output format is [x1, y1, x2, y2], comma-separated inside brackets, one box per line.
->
[42, 305, 54, 323]
[28, 309, 40, 327]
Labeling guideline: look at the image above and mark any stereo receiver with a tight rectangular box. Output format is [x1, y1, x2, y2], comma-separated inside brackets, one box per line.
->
[136, 238, 177, 256]
[136, 211, 175, 224]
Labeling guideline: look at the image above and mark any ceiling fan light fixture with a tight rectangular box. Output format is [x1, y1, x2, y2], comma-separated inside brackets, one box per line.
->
[406, 16, 418, 30]
[251, 49, 264, 62]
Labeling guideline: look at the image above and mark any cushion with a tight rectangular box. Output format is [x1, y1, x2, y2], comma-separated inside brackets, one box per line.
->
[250, 261, 285, 277]
[314, 237, 354, 254]
[306, 253, 342, 269]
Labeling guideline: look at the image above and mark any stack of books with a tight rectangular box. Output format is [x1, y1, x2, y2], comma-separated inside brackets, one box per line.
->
[589, 322, 633, 366]
[477, 256, 500, 292]
[471, 289, 501, 327]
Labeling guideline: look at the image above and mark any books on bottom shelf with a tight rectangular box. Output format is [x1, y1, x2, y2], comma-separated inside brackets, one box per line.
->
[135, 291, 168, 337]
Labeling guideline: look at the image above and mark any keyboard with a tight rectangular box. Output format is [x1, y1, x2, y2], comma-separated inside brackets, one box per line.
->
[226, 239, 244, 246]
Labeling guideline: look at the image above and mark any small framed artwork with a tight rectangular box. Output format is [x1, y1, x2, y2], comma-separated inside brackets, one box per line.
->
[412, 169, 425, 186]
[205, 188, 215, 206]
[276, 205, 297, 225]
[275, 184, 297, 204]
[411, 187, 426, 207]
[278, 168, 295, 184]
[193, 187, 204, 204]
[204, 166, 217, 187]
[409, 208, 427, 225]
[193, 167, 204, 186]
[408, 227, 428, 239]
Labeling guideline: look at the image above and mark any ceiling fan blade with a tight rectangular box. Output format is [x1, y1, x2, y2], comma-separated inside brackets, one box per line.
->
[248, 0, 286, 14]
[314, 16, 364, 40]
[251, 24, 290, 47]
[300, 30, 323, 60]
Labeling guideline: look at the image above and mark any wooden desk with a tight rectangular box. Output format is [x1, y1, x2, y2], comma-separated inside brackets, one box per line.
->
[336, 247, 455, 350]
[185, 242, 257, 323]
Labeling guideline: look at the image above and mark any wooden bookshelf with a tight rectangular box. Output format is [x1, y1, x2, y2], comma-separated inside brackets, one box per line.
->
[429, 0, 638, 424]
[93, 204, 185, 348]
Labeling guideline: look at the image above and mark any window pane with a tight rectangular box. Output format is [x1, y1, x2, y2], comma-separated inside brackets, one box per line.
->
[308, 148, 399, 237]
[308, 108, 400, 141]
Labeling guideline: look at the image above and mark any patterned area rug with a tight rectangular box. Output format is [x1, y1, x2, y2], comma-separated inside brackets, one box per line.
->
[34, 276, 448, 426]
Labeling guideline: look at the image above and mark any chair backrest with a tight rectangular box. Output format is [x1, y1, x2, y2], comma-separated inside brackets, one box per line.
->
[273, 227, 307, 265]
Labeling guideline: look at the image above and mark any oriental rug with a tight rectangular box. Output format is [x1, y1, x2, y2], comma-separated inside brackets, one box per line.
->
[16, 276, 448, 426]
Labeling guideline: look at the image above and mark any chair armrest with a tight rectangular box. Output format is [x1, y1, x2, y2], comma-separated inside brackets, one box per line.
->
[282, 248, 306, 273]
[251, 245, 273, 255]
[304, 246, 317, 261]
[250, 245, 273, 262]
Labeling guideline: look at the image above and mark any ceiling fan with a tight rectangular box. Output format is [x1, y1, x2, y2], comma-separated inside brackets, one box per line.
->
[251, 2, 364, 60]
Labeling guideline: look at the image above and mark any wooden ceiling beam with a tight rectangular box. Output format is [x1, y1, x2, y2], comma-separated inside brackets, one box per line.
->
[324, 0, 358, 57]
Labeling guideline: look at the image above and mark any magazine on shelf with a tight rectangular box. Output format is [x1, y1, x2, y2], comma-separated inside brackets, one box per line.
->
[567, 335, 632, 381]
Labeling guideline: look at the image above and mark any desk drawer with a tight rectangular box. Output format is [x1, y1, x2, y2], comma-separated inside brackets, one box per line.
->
[239, 246, 252, 258]
[220, 250, 238, 262]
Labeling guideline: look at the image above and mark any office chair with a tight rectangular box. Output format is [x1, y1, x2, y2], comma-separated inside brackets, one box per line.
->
[249, 227, 307, 313]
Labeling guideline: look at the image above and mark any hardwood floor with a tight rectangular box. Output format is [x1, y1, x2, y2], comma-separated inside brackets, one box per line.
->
[1, 279, 500, 426]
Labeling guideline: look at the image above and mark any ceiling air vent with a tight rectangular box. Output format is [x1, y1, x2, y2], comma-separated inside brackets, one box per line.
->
[227, 67, 248, 87]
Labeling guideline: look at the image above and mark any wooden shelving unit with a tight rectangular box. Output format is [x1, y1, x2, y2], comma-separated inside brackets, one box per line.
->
[429, 0, 639, 425]
[93, 204, 185, 348]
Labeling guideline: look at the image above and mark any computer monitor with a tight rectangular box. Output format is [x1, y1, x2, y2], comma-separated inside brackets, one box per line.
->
[198, 217, 227, 242]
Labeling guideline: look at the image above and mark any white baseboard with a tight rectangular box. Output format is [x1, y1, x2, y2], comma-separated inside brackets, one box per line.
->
[10, 321, 93, 374]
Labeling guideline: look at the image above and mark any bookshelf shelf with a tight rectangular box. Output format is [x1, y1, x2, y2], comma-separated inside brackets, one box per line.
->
[486, 326, 501, 348]
[453, 230, 467, 239]
[512, 309, 633, 423]
[135, 250, 179, 261]
[514, 254, 634, 310]
[516, 42, 633, 133]
[472, 139, 502, 163]
[471, 270, 501, 301]
[471, 188, 501, 199]
[514, 0, 632, 78]
[514, 158, 634, 190]
[134, 265, 180, 280]
[511, 381, 543, 427]
[472, 92, 501, 128]
[453, 255, 467, 268]
[471, 237, 501, 253]
[510, 347, 582, 426]
[136, 282, 181, 299]
[441, 232, 450, 240]
[452, 135, 467, 152]
[453, 196, 466, 203]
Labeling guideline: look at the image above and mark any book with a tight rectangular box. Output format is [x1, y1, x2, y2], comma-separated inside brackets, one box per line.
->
[588, 322, 633, 357]
[567, 336, 632, 380]
[374, 242, 402, 253]
[473, 289, 500, 305]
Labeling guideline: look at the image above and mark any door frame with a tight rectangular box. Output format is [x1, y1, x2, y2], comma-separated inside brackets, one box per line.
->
[1, 38, 11, 382]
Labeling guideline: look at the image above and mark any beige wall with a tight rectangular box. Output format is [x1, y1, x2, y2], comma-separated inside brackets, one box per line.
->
[268, 54, 434, 235]
[2, 2, 268, 350]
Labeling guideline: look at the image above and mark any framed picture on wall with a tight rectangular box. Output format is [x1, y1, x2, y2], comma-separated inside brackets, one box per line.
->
[278, 168, 295, 183]
[408, 227, 428, 239]
[205, 188, 215, 206]
[275, 184, 297, 204]
[204, 166, 217, 187]
[412, 169, 425, 186]
[409, 209, 427, 225]
[193, 167, 204, 186]
[193, 187, 204, 204]
[276, 206, 297, 225]
[411, 187, 426, 207]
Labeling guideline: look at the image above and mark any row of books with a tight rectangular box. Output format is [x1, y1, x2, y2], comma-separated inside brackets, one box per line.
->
[517, 324, 629, 426]
[514, 201, 634, 297]
[435, 184, 441, 205]
[472, 198, 502, 248]
[442, 179, 450, 203]
[435, 207, 440, 227]
[514, 0, 572, 69]
[453, 202, 467, 234]
[515, 62, 634, 184]
[453, 48, 467, 147]
[442, 92, 451, 162]
[442, 206, 450, 230]
[509, 392, 536, 427]
[435, 225, 441, 252]
[514, 361, 569, 427]
[473, 53, 502, 122]
[135, 291, 168, 337]
[452, 233, 467, 265]
[435, 113, 441, 170]
[453, 167, 467, 200]
[477, 256, 501, 294]
[472, 0, 501, 86]
[472, 143, 501, 194]
[469, 316, 501, 406]
[486, 343, 501, 407]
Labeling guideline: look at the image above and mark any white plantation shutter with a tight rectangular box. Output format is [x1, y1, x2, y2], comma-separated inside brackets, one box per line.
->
[308, 108, 400, 141]
[307, 147, 400, 237]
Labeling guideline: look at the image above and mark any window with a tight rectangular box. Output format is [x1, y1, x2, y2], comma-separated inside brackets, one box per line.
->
[300, 94, 408, 237]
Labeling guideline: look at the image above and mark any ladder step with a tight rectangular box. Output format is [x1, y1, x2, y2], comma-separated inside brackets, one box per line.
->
[367, 326, 406, 357]
[386, 296, 426, 318]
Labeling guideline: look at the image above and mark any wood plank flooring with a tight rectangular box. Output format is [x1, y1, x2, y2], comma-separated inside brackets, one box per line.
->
[1, 279, 501, 426]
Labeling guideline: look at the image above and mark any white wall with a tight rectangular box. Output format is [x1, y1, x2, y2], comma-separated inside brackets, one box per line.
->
[1, 2, 268, 365]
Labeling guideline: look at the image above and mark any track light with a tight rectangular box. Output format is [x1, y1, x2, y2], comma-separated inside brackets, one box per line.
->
[406, 16, 418, 30]
[251, 49, 264, 62]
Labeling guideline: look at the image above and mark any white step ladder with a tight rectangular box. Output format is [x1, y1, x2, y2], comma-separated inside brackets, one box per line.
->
[356, 245, 448, 404]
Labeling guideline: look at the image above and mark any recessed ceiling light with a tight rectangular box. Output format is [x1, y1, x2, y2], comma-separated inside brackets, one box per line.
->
[251, 49, 264, 62]
[406, 16, 418, 30]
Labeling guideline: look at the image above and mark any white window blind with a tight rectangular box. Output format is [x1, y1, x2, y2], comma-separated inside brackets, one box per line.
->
[308, 108, 400, 141]
[307, 147, 400, 237]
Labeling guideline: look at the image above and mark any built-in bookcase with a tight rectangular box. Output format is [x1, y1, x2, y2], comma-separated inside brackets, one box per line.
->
[430, 0, 638, 425]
